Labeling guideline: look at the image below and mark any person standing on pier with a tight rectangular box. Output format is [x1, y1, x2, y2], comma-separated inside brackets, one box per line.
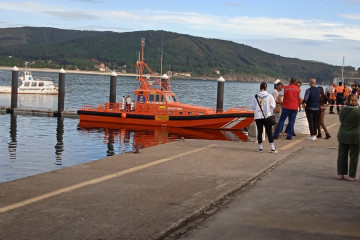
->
[272, 81, 284, 132]
[252, 82, 277, 153]
[317, 86, 331, 139]
[335, 82, 345, 114]
[303, 78, 321, 141]
[337, 94, 360, 181]
[343, 83, 351, 101]
[329, 83, 337, 114]
[351, 84, 359, 98]
[273, 77, 301, 140]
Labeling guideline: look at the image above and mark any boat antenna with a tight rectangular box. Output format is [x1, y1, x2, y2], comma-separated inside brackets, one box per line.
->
[341, 56, 345, 83]
[160, 33, 164, 75]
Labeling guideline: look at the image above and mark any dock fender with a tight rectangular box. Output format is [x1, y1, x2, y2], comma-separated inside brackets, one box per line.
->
[121, 113, 127, 118]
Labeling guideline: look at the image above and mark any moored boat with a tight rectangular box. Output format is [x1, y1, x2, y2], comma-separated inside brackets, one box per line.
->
[77, 39, 254, 130]
[0, 62, 58, 95]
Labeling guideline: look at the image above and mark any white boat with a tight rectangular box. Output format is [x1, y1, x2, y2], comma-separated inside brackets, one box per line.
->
[0, 63, 58, 95]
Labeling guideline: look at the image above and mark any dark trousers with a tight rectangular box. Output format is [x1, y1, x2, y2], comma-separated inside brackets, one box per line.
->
[305, 109, 319, 136]
[337, 142, 360, 177]
[255, 118, 274, 144]
[336, 97, 344, 113]
[329, 99, 335, 113]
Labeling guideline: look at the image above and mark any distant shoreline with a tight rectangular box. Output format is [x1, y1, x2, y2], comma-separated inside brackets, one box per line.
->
[0, 66, 138, 77]
[0, 66, 280, 82]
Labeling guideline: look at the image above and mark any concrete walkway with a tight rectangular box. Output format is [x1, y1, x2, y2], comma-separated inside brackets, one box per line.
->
[0, 113, 358, 240]
[170, 115, 360, 240]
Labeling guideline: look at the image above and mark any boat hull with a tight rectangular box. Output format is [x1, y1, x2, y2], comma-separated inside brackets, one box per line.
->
[78, 110, 254, 130]
[0, 86, 58, 95]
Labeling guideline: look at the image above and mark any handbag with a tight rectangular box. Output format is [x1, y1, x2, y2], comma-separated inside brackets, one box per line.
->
[255, 94, 276, 126]
[274, 104, 281, 113]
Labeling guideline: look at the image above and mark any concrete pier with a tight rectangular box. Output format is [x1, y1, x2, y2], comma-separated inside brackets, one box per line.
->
[0, 113, 359, 240]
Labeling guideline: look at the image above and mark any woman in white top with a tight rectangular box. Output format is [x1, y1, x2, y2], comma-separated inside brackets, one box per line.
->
[252, 82, 277, 153]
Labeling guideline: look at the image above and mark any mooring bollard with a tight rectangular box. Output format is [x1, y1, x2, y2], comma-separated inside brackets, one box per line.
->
[9, 66, 19, 113]
[109, 71, 117, 107]
[216, 76, 225, 113]
[57, 68, 66, 116]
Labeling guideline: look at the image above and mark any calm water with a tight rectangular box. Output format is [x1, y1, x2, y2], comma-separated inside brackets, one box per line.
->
[0, 69, 307, 183]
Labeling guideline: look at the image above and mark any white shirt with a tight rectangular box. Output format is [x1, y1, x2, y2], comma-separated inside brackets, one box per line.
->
[252, 90, 276, 120]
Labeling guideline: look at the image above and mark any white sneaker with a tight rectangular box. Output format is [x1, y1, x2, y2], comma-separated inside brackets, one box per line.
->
[271, 149, 278, 153]
[306, 136, 316, 141]
[256, 148, 263, 153]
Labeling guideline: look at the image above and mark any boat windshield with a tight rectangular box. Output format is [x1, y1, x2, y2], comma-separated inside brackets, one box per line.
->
[172, 96, 178, 102]
[166, 95, 173, 103]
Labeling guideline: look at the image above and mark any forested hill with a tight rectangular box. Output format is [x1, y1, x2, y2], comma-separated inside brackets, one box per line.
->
[0, 27, 358, 83]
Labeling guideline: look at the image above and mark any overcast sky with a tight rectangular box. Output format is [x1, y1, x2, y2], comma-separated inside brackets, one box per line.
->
[1, 0, 360, 69]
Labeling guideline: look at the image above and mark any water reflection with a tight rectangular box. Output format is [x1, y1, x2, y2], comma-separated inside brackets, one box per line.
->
[78, 121, 248, 154]
[8, 113, 17, 162]
[55, 116, 64, 165]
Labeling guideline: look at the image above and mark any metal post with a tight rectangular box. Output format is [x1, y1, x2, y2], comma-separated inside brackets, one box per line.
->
[55, 116, 64, 165]
[57, 68, 66, 116]
[216, 76, 225, 113]
[109, 71, 117, 106]
[10, 66, 19, 112]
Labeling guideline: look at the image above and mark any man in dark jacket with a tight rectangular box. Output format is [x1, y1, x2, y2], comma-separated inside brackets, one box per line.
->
[303, 78, 320, 140]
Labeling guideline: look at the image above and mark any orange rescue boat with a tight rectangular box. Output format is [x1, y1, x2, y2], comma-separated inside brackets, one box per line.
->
[77, 39, 254, 130]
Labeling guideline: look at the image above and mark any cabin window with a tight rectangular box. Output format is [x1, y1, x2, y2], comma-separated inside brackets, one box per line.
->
[149, 94, 154, 101]
[188, 112, 193, 115]
[166, 95, 173, 103]
[199, 112, 204, 115]
[155, 95, 160, 102]
[38, 82, 44, 87]
[168, 111, 173, 115]
[172, 96, 177, 102]
[179, 112, 183, 115]
[24, 82, 30, 87]
[31, 82, 37, 87]
[161, 95, 165, 102]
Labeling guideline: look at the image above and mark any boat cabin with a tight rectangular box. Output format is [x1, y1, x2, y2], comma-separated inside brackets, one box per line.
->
[133, 88, 215, 116]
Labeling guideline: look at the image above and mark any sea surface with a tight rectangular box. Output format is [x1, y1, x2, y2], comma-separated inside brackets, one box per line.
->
[0, 69, 308, 183]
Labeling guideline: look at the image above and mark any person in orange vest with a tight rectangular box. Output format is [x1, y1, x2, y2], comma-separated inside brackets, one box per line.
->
[343, 82, 351, 100]
[329, 83, 336, 114]
[335, 82, 345, 114]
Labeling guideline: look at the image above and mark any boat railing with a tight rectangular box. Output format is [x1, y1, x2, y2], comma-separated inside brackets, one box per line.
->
[227, 106, 253, 112]
[80, 102, 135, 112]
[36, 77, 53, 81]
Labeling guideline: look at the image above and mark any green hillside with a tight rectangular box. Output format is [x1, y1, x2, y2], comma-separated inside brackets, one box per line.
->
[0, 27, 358, 83]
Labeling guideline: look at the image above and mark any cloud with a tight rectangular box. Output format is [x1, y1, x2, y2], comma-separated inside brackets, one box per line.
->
[323, 34, 344, 39]
[2, 1, 360, 42]
[43, 11, 97, 20]
[341, 13, 360, 20]
[240, 38, 360, 68]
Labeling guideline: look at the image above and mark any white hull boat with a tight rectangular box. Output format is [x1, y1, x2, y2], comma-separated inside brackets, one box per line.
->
[0, 63, 58, 95]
